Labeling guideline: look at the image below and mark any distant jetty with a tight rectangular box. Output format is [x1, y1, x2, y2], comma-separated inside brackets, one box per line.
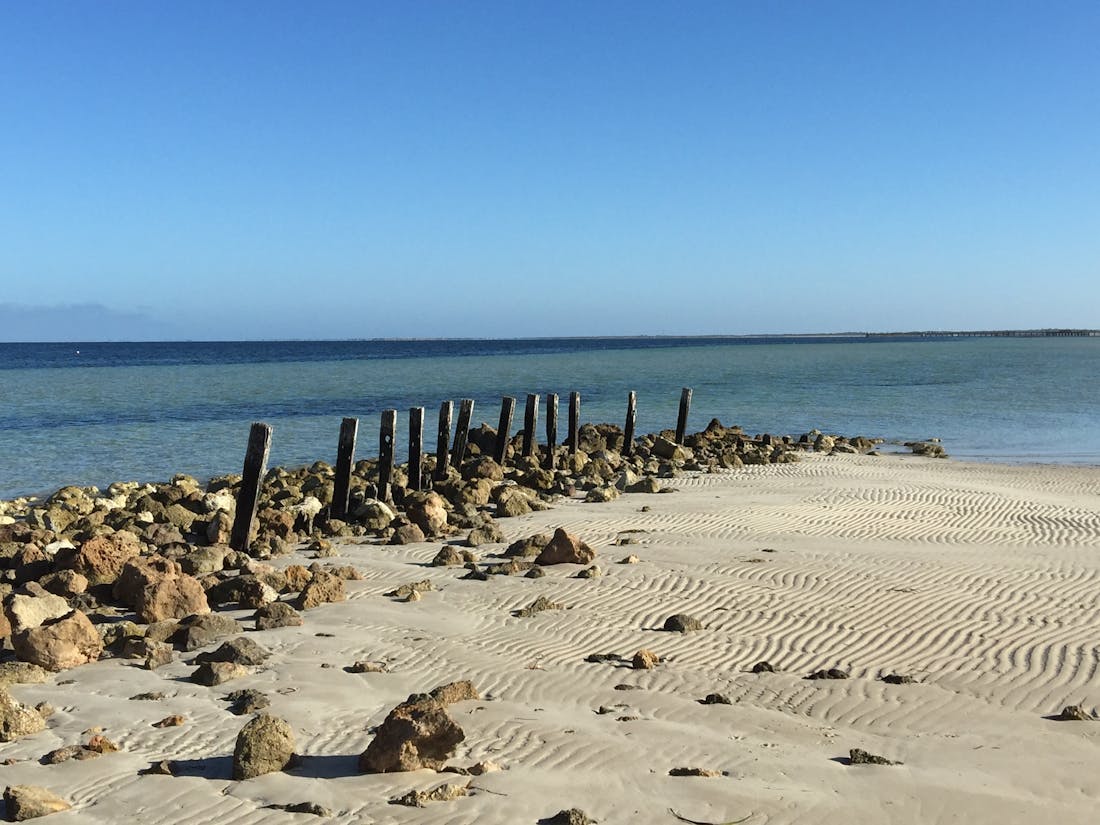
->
[864, 328, 1098, 339]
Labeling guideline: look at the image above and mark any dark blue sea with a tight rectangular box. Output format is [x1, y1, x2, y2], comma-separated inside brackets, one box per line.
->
[1, 336, 1098, 499]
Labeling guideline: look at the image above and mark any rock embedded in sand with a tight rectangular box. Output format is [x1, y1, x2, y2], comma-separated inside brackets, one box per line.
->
[698, 693, 732, 705]
[849, 748, 901, 765]
[0, 662, 49, 689]
[233, 713, 296, 780]
[152, 715, 185, 728]
[539, 809, 595, 825]
[1054, 705, 1096, 721]
[515, 596, 564, 618]
[1, 687, 47, 742]
[662, 613, 703, 632]
[195, 636, 270, 666]
[226, 689, 270, 716]
[192, 661, 249, 686]
[359, 695, 466, 773]
[389, 780, 470, 807]
[12, 610, 104, 671]
[631, 649, 659, 669]
[751, 660, 776, 674]
[807, 668, 849, 680]
[295, 571, 346, 610]
[669, 766, 722, 777]
[881, 672, 915, 685]
[384, 580, 434, 600]
[431, 545, 475, 567]
[429, 680, 480, 706]
[175, 613, 244, 651]
[254, 601, 303, 630]
[2, 785, 72, 820]
[535, 528, 596, 566]
[389, 522, 427, 545]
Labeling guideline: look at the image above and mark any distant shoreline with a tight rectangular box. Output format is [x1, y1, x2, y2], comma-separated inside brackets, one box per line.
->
[2, 329, 1098, 345]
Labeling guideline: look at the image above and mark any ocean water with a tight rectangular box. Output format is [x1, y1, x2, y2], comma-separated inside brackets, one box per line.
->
[1, 336, 1098, 499]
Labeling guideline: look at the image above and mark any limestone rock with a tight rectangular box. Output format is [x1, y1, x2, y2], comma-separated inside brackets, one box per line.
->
[175, 613, 244, 651]
[12, 611, 104, 671]
[233, 713, 295, 780]
[54, 531, 141, 585]
[1, 687, 47, 742]
[0, 662, 49, 688]
[195, 636, 269, 666]
[535, 528, 596, 566]
[254, 602, 303, 630]
[295, 572, 345, 609]
[4, 592, 71, 634]
[662, 614, 703, 632]
[389, 522, 426, 545]
[192, 661, 249, 686]
[631, 649, 659, 669]
[429, 680, 479, 706]
[359, 696, 465, 773]
[405, 492, 449, 536]
[2, 785, 72, 820]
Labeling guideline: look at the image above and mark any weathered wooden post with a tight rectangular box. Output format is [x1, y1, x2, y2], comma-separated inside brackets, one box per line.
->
[378, 409, 396, 501]
[408, 406, 424, 491]
[675, 387, 692, 445]
[494, 396, 516, 464]
[623, 391, 637, 457]
[434, 400, 453, 481]
[230, 422, 272, 552]
[330, 417, 358, 520]
[568, 391, 580, 454]
[452, 398, 474, 469]
[544, 393, 558, 469]
[522, 393, 539, 458]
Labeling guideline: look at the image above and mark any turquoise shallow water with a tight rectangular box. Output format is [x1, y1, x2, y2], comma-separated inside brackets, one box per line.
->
[1, 336, 1098, 499]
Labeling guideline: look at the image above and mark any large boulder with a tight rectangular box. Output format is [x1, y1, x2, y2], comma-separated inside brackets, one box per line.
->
[534, 528, 596, 566]
[54, 531, 142, 585]
[2, 785, 72, 820]
[113, 556, 209, 623]
[1, 687, 47, 742]
[404, 492, 449, 536]
[4, 590, 71, 634]
[359, 696, 465, 773]
[12, 610, 104, 671]
[295, 572, 345, 610]
[233, 714, 295, 780]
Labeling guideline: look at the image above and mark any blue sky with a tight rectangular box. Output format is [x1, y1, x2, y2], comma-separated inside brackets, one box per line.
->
[2, 1, 1098, 340]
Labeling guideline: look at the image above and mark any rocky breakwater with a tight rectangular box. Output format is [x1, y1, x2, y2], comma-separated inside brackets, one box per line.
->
[0, 420, 882, 680]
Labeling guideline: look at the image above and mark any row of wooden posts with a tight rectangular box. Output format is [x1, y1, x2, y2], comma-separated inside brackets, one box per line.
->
[229, 387, 694, 552]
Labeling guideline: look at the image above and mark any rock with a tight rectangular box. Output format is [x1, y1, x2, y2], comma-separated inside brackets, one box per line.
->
[114, 557, 210, 623]
[535, 528, 596, 566]
[152, 715, 185, 728]
[405, 492, 449, 536]
[264, 802, 332, 817]
[346, 660, 388, 673]
[12, 611, 104, 671]
[584, 652, 623, 664]
[175, 613, 244, 651]
[466, 520, 504, 547]
[908, 441, 947, 458]
[195, 637, 270, 666]
[515, 596, 564, 618]
[0, 663, 49, 688]
[751, 660, 776, 673]
[226, 689, 270, 716]
[618, 554, 640, 564]
[669, 767, 721, 777]
[503, 533, 550, 558]
[192, 661, 249, 686]
[178, 546, 228, 576]
[496, 487, 532, 517]
[233, 713, 295, 780]
[429, 680, 479, 706]
[389, 522, 426, 545]
[384, 580, 434, 600]
[807, 668, 849, 680]
[390, 781, 470, 807]
[848, 748, 901, 765]
[129, 691, 167, 701]
[881, 672, 915, 685]
[55, 531, 141, 585]
[663, 614, 703, 632]
[117, 638, 173, 670]
[1, 687, 47, 742]
[584, 486, 619, 503]
[358, 696, 465, 773]
[431, 545, 475, 567]
[631, 649, 659, 669]
[1054, 705, 1096, 721]
[2, 785, 72, 820]
[254, 602, 303, 630]
[4, 592, 71, 634]
[39, 571, 88, 599]
[625, 477, 661, 494]
[698, 693, 732, 705]
[84, 734, 118, 753]
[139, 760, 174, 776]
[538, 809, 594, 825]
[295, 572, 345, 610]
[652, 436, 691, 461]
[352, 499, 396, 531]
[575, 565, 601, 579]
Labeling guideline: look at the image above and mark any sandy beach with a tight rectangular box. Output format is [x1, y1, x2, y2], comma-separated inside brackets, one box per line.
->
[4, 453, 1100, 824]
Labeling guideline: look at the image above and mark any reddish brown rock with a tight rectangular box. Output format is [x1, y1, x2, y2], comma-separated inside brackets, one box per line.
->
[12, 611, 104, 671]
[534, 528, 596, 566]
[113, 556, 209, 623]
[295, 572, 345, 610]
[358, 696, 465, 773]
[55, 531, 142, 585]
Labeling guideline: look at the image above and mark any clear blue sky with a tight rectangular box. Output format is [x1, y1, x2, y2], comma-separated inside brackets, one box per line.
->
[2, 1, 1098, 340]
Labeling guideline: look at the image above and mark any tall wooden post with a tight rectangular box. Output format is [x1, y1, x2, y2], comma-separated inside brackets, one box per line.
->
[230, 422, 272, 552]
[452, 398, 474, 469]
[623, 391, 637, 458]
[331, 417, 358, 520]
[434, 400, 453, 481]
[544, 393, 558, 469]
[378, 409, 396, 501]
[568, 391, 580, 455]
[522, 393, 539, 458]
[494, 396, 516, 464]
[675, 387, 693, 445]
[408, 407, 424, 491]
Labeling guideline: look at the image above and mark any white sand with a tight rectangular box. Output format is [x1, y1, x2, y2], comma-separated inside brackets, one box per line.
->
[5, 454, 1100, 824]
